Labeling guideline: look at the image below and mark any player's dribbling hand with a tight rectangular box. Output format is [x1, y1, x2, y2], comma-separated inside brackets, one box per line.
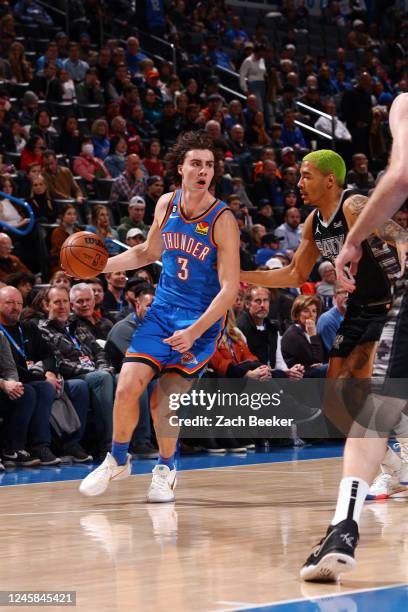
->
[163, 328, 196, 353]
[335, 240, 362, 293]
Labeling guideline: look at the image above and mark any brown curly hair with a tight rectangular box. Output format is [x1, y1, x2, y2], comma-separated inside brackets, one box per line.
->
[164, 130, 222, 187]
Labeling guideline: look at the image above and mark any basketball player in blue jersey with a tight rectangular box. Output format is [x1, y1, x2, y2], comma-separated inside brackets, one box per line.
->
[298, 95, 408, 581]
[80, 131, 240, 502]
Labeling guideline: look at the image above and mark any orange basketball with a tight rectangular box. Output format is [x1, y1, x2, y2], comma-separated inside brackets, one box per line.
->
[60, 231, 109, 278]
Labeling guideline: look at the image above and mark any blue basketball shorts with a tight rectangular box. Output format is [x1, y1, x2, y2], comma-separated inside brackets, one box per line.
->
[124, 302, 225, 378]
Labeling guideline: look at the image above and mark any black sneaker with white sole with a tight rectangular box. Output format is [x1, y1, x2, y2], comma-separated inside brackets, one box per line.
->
[300, 519, 359, 582]
[31, 446, 61, 466]
[3, 450, 41, 467]
[60, 444, 93, 463]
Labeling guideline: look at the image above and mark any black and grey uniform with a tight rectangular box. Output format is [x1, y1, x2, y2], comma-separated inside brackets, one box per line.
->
[312, 189, 401, 358]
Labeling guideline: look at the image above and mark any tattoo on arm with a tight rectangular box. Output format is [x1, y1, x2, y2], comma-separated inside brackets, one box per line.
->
[348, 195, 368, 216]
[377, 219, 408, 243]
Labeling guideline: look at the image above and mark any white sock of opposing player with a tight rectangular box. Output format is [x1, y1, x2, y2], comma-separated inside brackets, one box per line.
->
[331, 477, 369, 526]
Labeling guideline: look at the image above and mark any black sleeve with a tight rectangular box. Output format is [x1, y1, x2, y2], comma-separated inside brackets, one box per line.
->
[281, 326, 314, 368]
[105, 339, 124, 374]
[26, 322, 57, 374]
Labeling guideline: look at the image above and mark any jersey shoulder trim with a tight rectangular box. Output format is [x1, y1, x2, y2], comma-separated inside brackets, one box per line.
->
[159, 190, 178, 229]
[210, 206, 235, 247]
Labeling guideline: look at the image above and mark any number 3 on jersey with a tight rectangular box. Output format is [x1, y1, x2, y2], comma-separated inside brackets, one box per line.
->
[177, 256, 189, 281]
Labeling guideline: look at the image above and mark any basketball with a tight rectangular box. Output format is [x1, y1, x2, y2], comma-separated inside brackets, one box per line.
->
[60, 231, 109, 278]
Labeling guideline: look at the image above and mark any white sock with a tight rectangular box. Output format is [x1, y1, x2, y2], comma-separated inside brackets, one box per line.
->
[332, 477, 369, 526]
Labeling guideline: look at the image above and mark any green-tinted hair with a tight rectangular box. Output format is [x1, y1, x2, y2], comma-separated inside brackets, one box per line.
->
[302, 150, 346, 187]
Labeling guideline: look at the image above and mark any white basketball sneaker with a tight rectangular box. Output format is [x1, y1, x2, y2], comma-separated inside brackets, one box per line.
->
[147, 464, 177, 503]
[79, 452, 132, 497]
[366, 469, 405, 500]
[394, 440, 408, 485]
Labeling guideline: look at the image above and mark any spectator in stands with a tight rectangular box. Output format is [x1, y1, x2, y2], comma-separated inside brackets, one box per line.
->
[143, 175, 164, 225]
[275, 207, 302, 250]
[20, 135, 45, 172]
[117, 195, 149, 243]
[4, 271, 35, 304]
[142, 87, 163, 124]
[35, 41, 63, 74]
[341, 71, 372, 155]
[393, 209, 408, 229]
[19, 90, 38, 126]
[73, 140, 110, 191]
[70, 282, 113, 340]
[316, 261, 336, 310]
[0, 233, 31, 280]
[0, 174, 30, 230]
[237, 286, 303, 378]
[105, 281, 159, 459]
[59, 116, 81, 158]
[251, 159, 284, 209]
[104, 136, 128, 179]
[281, 109, 307, 150]
[50, 270, 72, 291]
[49, 204, 81, 275]
[281, 295, 326, 377]
[239, 43, 267, 109]
[40, 286, 115, 462]
[280, 146, 297, 171]
[86, 205, 121, 256]
[8, 41, 32, 83]
[110, 154, 146, 204]
[254, 201, 276, 232]
[91, 119, 110, 160]
[76, 67, 104, 106]
[329, 47, 355, 81]
[30, 109, 58, 150]
[347, 153, 375, 191]
[255, 232, 285, 266]
[27, 174, 55, 222]
[126, 227, 145, 247]
[43, 150, 84, 203]
[103, 270, 128, 314]
[119, 84, 140, 119]
[125, 36, 146, 76]
[317, 284, 348, 355]
[245, 111, 272, 147]
[127, 105, 157, 141]
[55, 31, 69, 59]
[142, 140, 164, 177]
[95, 46, 114, 88]
[210, 310, 270, 379]
[0, 285, 61, 465]
[0, 107, 15, 153]
[63, 42, 89, 82]
[107, 63, 131, 101]
[31, 61, 63, 102]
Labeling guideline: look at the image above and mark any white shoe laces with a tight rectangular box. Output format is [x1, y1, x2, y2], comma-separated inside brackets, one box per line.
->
[371, 472, 393, 490]
[394, 442, 408, 462]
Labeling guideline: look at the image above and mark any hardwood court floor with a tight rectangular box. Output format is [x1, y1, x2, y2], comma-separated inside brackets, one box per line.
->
[1, 457, 407, 611]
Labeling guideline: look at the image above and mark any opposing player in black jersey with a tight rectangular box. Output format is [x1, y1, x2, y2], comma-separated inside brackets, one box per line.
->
[241, 149, 401, 386]
[298, 95, 408, 582]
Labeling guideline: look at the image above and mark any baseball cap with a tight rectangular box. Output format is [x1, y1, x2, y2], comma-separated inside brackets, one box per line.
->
[55, 31, 68, 40]
[281, 146, 294, 155]
[126, 228, 146, 240]
[129, 195, 146, 208]
[147, 175, 163, 187]
[265, 257, 284, 270]
[147, 69, 160, 79]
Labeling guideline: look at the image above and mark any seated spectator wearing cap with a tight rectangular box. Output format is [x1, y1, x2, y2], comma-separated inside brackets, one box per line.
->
[19, 91, 39, 127]
[117, 196, 149, 242]
[142, 175, 164, 225]
[236, 286, 304, 379]
[142, 140, 164, 177]
[42, 150, 84, 203]
[255, 233, 286, 266]
[254, 201, 275, 231]
[126, 227, 146, 248]
[275, 207, 302, 251]
[346, 153, 375, 191]
[70, 282, 113, 341]
[280, 146, 297, 172]
[281, 295, 327, 378]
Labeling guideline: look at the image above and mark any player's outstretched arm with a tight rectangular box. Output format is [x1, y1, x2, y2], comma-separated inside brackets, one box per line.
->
[103, 193, 172, 273]
[240, 212, 320, 288]
[163, 211, 241, 353]
[343, 94, 408, 248]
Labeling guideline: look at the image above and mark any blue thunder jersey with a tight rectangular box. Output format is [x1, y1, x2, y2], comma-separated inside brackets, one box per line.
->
[154, 189, 230, 311]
